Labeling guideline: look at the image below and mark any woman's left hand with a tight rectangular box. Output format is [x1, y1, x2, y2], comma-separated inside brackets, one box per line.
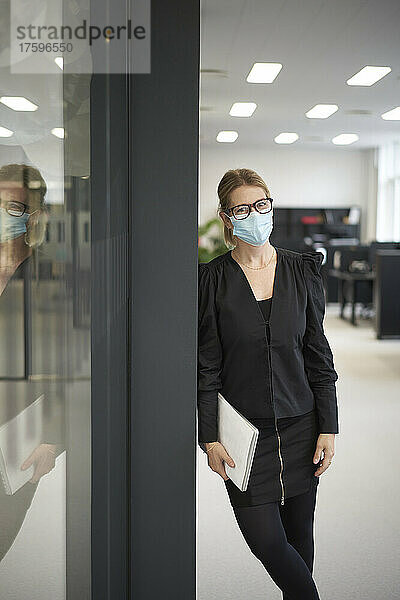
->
[20, 443, 57, 484]
[313, 433, 335, 477]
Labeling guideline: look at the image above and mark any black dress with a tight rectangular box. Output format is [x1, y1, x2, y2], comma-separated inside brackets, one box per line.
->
[224, 297, 320, 508]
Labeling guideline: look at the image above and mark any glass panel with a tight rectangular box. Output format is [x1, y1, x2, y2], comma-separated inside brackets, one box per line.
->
[0, 40, 91, 600]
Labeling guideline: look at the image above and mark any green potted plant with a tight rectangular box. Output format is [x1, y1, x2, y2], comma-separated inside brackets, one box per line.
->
[198, 217, 230, 263]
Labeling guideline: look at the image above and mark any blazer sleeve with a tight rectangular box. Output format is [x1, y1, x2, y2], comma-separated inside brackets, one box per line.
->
[301, 252, 339, 434]
[197, 263, 223, 448]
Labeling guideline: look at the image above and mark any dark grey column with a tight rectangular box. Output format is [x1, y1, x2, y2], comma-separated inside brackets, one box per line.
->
[129, 0, 200, 598]
[89, 71, 130, 600]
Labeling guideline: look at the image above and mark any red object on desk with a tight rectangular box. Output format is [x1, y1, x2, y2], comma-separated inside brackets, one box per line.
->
[301, 216, 320, 224]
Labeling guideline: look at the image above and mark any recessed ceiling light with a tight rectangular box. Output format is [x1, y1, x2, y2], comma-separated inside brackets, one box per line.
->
[216, 131, 238, 143]
[346, 66, 391, 86]
[51, 127, 65, 139]
[331, 133, 359, 145]
[54, 57, 64, 70]
[229, 102, 257, 117]
[274, 132, 298, 144]
[381, 106, 400, 120]
[246, 62, 282, 83]
[0, 96, 38, 111]
[0, 126, 13, 137]
[305, 104, 338, 119]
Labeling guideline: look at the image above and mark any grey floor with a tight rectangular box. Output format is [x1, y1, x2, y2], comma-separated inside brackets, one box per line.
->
[197, 304, 400, 600]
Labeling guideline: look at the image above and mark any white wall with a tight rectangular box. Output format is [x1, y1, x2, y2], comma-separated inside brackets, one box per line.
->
[200, 144, 377, 244]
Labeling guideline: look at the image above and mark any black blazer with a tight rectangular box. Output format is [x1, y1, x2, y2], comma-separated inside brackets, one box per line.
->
[197, 246, 339, 449]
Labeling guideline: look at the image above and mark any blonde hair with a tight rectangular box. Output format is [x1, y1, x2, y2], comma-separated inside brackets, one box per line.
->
[217, 168, 271, 248]
[0, 163, 48, 248]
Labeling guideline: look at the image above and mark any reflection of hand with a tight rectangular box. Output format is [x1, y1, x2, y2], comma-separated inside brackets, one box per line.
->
[20, 444, 57, 484]
[313, 434, 335, 477]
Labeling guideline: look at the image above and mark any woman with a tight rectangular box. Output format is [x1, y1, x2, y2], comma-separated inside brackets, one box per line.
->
[0, 163, 64, 562]
[197, 168, 339, 600]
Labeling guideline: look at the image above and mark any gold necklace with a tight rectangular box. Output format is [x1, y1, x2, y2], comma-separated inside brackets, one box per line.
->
[232, 247, 276, 270]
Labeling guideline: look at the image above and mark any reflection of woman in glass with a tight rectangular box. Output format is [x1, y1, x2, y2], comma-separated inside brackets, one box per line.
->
[0, 163, 62, 562]
[198, 169, 339, 599]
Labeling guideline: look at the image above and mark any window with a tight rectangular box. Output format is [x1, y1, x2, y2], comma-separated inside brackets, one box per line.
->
[377, 142, 400, 242]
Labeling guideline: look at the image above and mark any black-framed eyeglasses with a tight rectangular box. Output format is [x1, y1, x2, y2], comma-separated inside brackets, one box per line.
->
[0, 199, 37, 217]
[224, 197, 273, 221]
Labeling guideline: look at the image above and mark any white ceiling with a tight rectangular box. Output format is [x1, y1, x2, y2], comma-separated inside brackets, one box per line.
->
[200, 0, 400, 149]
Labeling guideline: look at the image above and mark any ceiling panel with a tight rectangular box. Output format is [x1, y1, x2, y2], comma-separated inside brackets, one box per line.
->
[200, 0, 400, 148]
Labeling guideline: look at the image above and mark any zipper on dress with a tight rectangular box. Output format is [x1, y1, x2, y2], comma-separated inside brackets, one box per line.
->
[265, 319, 285, 506]
[274, 417, 285, 506]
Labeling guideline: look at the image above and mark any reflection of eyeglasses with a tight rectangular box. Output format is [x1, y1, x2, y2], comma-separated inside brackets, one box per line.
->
[0, 199, 38, 217]
[223, 198, 273, 221]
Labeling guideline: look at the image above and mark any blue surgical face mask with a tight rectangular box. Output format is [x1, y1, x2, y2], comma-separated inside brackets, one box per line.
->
[229, 209, 273, 247]
[0, 206, 31, 242]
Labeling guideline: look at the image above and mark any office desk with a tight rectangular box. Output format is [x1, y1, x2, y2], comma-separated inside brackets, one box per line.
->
[329, 269, 375, 326]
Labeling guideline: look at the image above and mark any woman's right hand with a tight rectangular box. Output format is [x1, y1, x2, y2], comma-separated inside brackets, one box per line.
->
[205, 442, 235, 481]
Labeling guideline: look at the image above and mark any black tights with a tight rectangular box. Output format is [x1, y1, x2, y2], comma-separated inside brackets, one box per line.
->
[232, 485, 320, 600]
